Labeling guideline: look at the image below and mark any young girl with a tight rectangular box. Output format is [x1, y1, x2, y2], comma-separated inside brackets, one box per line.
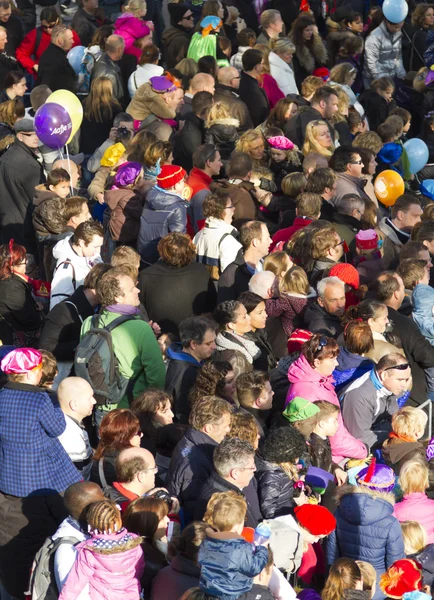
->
[265, 265, 316, 337]
[59, 500, 144, 600]
[204, 102, 239, 162]
[322, 558, 364, 600]
[267, 135, 303, 191]
[263, 251, 293, 283]
[352, 230, 385, 286]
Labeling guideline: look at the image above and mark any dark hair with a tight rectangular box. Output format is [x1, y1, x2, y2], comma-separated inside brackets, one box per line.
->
[179, 316, 217, 348]
[236, 370, 269, 408]
[93, 409, 139, 461]
[189, 360, 233, 407]
[290, 14, 315, 50]
[344, 320, 374, 355]
[227, 152, 252, 178]
[170, 522, 208, 562]
[90, 24, 114, 50]
[139, 43, 159, 66]
[302, 333, 339, 366]
[198, 55, 218, 78]
[130, 388, 172, 444]
[264, 97, 298, 130]
[400, 240, 428, 261]
[40, 6, 58, 22]
[411, 219, 434, 243]
[237, 27, 256, 47]
[240, 220, 265, 251]
[343, 298, 386, 325]
[263, 426, 306, 465]
[397, 258, 428, 289]
[391, 194, 421, 219]
[214, 300, 243, 330]
[237, 291, 265, 314]
[203, 192, 230, 220]
[157, 232, 196, 267]
[242, 48, 263, 72]
[344, 11, 362, 24]
[123, 496, 169, 540]
[390, 107, 411, 126]
[64, 196, 88, 222]
[192, 143, 218, 169]
[4, 70, 25, 89]
[192, 90, 214, 117]
[356, 146, 375, 176]
[377, 121, 395, 144]
[311, 85, 338, 107]
[73, 219, 103, 245]
[329, 146, 358, 173]
[373, 272, 401, 303]
[338, 35, 364, 59]
[305, 167, 337, 194]
[47, 168, 70, 188]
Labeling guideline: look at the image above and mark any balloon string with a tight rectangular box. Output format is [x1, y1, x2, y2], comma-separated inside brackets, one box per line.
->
[65, 144, 73, 195]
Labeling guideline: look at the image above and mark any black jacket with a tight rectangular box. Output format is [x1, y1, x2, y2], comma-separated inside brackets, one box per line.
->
[246, 328, 277, 372]
[165, 342, 203, 423]
[167, 427, 218, 523]
[217, 250, 253, 303]
[173, 112, 204, 172]
[91, 53, 124, 103]
[238, 71, 269, 128]
[359, 90, 392, 133]
[0, 51, 18, 87]
[284, 105, 335, 149]
[309, 432, 338, 474]
[71, 7, 101, 47]
[161, 25, 192, 70]
[213, 84, 253, 132]
[303, 301, 343, 339]
[255, 453, 296, 519]
[194, 469, 262, 528]
[0, 274, 43, 345]
[239, 585, 275, 600]
[37, 43, 77, 92]
[39, 286, 95, 361]
[3, 15, 24, 55]
[89, 450, 119, 488]
[138, 260, 216, 335]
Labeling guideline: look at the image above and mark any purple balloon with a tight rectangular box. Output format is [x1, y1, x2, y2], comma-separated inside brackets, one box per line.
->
[34, 102, 72, 149]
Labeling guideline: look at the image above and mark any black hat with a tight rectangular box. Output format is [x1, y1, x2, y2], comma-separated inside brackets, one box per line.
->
[168, 3, 190, 25]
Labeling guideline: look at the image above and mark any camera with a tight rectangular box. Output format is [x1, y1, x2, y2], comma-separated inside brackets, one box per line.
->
[116, 126, 133, 144]
[152, 490, 173, 511]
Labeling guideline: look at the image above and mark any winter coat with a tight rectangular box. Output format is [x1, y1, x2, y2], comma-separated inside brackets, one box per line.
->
[327, 485, 405, 591]
[412, 283, 434, 346]
[138, 260, 216, 335]
[128, 63, 164, 98]
[245, 328, 276, 372]
[0, 274, 43, 345]
[16, 26, 79, 74]
[266, 289, 316, 337]
[332, 212, 363, 258]
[333, 347, 373, 393]
[284, 105, 335, 150]
[238, 71, 269, 128]
[377, 217, 404, 270]
[217, 250, 254, 303]
[58, 530, 144, 600]
[165, 342, 203, 422]
[382, 437, 425, 474]
[204, 118, 239, 161]
[137, 186, 187, 264]
[334, 174, 371, 206]
[151, 554, 200, 600]
[194, 217, 242, 280]
[216, 330, 261, 365]
[198, 529, 268, 600]
[394, 493, 434, 543]
[269, 52, 299, 96]
[354, 253, 385, 286]
[0, 139, 44, 251]
[50, 234, 102, 310]
[167, 427, 218, 522]
[341, 369, 399, 451]
[302, 301, 344, 339]
[288, 33, 328, 89]
[364, 22, 406, 86]
[91, 53, 124, 103]
[173, 112, 204, 172]
[211, 179, 258, 230]
[359, 89, 393, 133]
[71, 7, 101, 47]
[260, 73, 284, 110]
[286, 354, 368, 464]
[32, 187, 66, 241]
[105, 187, 144, 243]
[90, 449, 119, 488]
[213, 84, 253, 132]
[1, 14, 23, 56]
[114, 13, 149, 60]
[37, 43, 77, 92]
[161, 25, 191, 70]
[414, 544, 434, 588]
[0, 381, 81, 497]
[255, 454, 297, 519]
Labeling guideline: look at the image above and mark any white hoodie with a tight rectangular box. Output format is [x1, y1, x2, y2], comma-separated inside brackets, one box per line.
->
[52, 516, 89, 593]
[50, 234, 102, 310]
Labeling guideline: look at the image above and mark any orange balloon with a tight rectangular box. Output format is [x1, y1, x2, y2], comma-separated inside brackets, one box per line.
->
[374, 170, 405, 207]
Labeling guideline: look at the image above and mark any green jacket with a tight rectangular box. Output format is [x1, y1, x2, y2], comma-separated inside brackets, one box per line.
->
[80, 310, 166, 410]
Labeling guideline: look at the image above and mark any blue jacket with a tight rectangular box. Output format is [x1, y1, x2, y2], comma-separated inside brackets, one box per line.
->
[0, 382, 82, 496]
[333, 347, 373, 393]
[198, 530, 269, 600]
[137, 186, 187, 264]
[412, 283, 434, 346]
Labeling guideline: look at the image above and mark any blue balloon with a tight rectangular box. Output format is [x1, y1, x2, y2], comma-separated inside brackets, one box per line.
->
[67, 45, 85, 74]
[382, 0, 408, 23]
[404, 138, 429, 175]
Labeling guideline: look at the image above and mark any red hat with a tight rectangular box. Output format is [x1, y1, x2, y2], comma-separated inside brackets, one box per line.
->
[329, 263, 360, 290]
[356, 229, 378, 251]
[287, 329, 313, 354]
[294, 504, 336, 536]
[380, 560, 423, 599]
[156, 165, 186, 190]
[0, 348, 42, 374]
[313, 67, 330, 81]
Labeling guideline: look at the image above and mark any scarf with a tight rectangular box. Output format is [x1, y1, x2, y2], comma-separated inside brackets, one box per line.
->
[216, 331, 261, 363]
[105, 304, 140, 315]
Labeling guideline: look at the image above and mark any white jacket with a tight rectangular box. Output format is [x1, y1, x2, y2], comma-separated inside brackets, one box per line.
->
[269, 52, 299, 96]
[50, 234, 102, 310]
[52, 517, 89, 593]
[193, 217, 241, 279]
[128, 63, 164, 98]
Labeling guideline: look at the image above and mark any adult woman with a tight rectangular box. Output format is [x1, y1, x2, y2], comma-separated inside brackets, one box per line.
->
[138, 232, 216, 334]
[193, 192, 242, 282]
[229, 411, 260, 447]
[201, 0, 224, 20]
[288, 14, 328, 89]
[235, 130, 276, 192]
[357, 147, 378, 207]
[128, 44, 164, 98]
[238, 290, 277, 371]
[333, 319, 374, 393]
[302, 120, 335, 158]
[0, 98, 24, 156]
[0, 70, 27, 103]
[214, 300, 261, 364]
[254, 43, 284, 109]
[175, 58, 199, 89]
[189, 360, 237, 406]
[330, 87, 352, 147]
[131, 389, 174, 455]
[90, 408, 142, 488]
[114, 0, 152, 62]
[286, 334, 368, 463]
[261, 97, 299, 133]
[404, 4, 434, 72]
[0, 242, 43, 346]
[80, 77, 122, 155]
[269, 39, 298, 96]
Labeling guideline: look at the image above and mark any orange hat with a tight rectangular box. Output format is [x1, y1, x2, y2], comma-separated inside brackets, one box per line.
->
[156, 165, 186, 190]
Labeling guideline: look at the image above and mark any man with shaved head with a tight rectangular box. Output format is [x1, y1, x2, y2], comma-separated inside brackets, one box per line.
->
[58, 377, 96, 479]
[91, 34, 125, 103]
[180, 72, 216, 118]
[214, 66, 253, 131]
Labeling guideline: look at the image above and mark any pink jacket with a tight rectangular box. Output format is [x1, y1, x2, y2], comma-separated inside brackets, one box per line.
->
[394, 493, 434, 544]
[114, 14, 150, 60]
[59, 530, 145, 600]
[286, 354, 368, 464]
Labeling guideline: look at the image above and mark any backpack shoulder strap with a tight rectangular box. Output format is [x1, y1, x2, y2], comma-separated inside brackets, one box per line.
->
[53, 259, 77, 291]
[104, 314, 138, 332]
[98, 457, 108, 488]
[34, 27, 43, 57]
[218, 232, 231, 248]
[64, 300, 84, 324]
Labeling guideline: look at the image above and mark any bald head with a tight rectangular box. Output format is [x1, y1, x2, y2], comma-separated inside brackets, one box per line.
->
[105, 34, 125, 59]
[190, 73, 215, 95]
[58, 377, 96, 421]
[217, 66, 240, 89]
[115, 447, 156, 491]
[52, 158, 79, 188]
[64, 482, 104, 521]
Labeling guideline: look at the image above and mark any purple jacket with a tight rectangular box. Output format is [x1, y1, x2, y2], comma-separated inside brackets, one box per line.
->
[394, 493, 434, 544]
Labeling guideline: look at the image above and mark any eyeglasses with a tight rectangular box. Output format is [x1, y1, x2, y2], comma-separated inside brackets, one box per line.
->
[383, 363, 410, 372]
[335, 239, 345, 247]
[350, 159, 363, 165]
[225, 204, 234, 210]
[20, 131, 37, 136]
[143, 466, 159, 474]
[239, 466, 256, 471]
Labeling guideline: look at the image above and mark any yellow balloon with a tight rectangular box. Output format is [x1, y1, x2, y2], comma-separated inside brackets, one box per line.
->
[46, 89, 83, 143]
[374, 170, 405, 207]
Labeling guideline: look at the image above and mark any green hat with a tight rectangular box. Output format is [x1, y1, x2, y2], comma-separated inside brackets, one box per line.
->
[283, 397, 320, 423]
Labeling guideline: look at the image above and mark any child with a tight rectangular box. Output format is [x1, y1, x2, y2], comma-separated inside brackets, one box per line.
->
[353, 229, 385, 286]
[348, 111, 364, 139]
[411, 278, 434, 345]
[278, 171, 308, 229]
[401, 521, 427, 557]
[263, 251, 293, 283]
[267, 136, 303, 192]
[356, 560, 377, 599]
[283, 396, 320, 438]
[390, 108, 412, 142]
[421, 112, 434, 166]
[204, 102, 239, 162]
[33, 168, 71, 236]
[265, 265, 316, 337]
[39, 349, 58, 391]
[59, 499, 144, 600]
[380, 559, 424, 599]
[198, 493, 269, 600]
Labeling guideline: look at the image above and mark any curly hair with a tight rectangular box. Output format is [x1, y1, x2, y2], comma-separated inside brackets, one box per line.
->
[157, 232, 196, 268]
[228, 412, 259, 447]
[96, 267, 129, 308]
[411, 3, 434, 28]
[189, 361, 233, 407]
[189, 396, 232, 430]
[262, 426, 306, 468]
[202, 193, 231, 220]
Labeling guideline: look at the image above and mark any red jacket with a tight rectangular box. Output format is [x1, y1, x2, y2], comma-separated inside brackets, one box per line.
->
[16, 27, 81, 74]
[270, 216, 312, 251]
[186, 167, 212, 197]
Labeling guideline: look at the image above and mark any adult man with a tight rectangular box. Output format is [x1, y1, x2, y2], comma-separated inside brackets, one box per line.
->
[71, 0, 102, 47]
[237, 371, 274, 438]
[0, 118, 44, 252]
[91, 34, 125, 103]
[342, 353, 410, 450]
[37, 25, 76, 92]
[0, 25, 17, 86]
[303, 276, 345, 338]
[79, 268, 166, 422]
[87, 112, 135, 174]
[165, 316, 217, 422]
[332, 193, 365, 256]
[378, 194, 422, 270]
[0, 1, 22, 55]
[305, 166, 337, 220]
[256, 9, 284, 44]
[218, 221, 272, 302]
[173, 91, 213, 172]
[57, 377, 96, 479]
[167, 396, 232, 522]
[285, 85, 338, 148]
[195, 438, 262, 527]
[330, 147, 371, 204]
[162, 3, 194, 69]
[214, 66, 253, 131]
[186, 144, 223, 230]
[180, 72, 215, 118]
[50, 220, 104, 309]
[364, 19, 406, 85]
[238, 48, 269, 128]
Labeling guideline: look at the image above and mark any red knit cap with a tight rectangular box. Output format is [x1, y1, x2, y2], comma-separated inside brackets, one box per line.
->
[356, 229, 378, 251]
[380, 560, 423, 599]
[294, 504, 336, 536]
[287, 329, 313, 354]
[312, 67, 330, 81]
[156, 165, 186, 189]
[329, 263, 360, 290]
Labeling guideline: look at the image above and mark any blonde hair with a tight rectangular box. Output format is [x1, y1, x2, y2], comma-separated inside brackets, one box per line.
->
[205, 102, 233, 128]
[272, 38, 295, 55]
[235, 129, 264, 155]
[399, 459, 429, 495]
[401, 521, 427, 555]
[330, 62, 356, 86]
[123, 0, 147, 16]
[391, 406, 427, 440]
[356, 561, 377, 597]
[280, 265, 310, 295]
[203, 491, 247, 531]
[264, 251, 291, 278]
[331, 87, 350, 125]
[253, 43, 271, 73]
[84, 76, 121, 122]
[302, 120, 334, 157]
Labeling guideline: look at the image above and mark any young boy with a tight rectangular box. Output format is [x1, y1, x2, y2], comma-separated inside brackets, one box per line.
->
[390, 107, 412, 142]
[198, 494, 269, 600]
[236, 371, 274, 439]
[382, 406, 427, 474]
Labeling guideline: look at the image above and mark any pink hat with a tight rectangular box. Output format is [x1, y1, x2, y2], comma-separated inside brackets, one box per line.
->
[267, 136, 295, 151]
[1, 348, 42, 374]
[356, 229, 378, 251]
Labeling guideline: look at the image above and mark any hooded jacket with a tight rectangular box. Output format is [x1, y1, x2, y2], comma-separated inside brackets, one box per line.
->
[266, 288, 316, 337]
[151, 553, 200, 600]
[358, 89, 392, 133]
[286, 354, 368, 464]
[333, 347, 373, 393]
[334, 174, 371, 206]
[137, 186, 187, 264]
[128, 62, 164, 98]
[127, 80, 177, 121]
[32, 187, 66, 241]
[364, 21, 406, 85]
[114, 13, 150, 60]
[255, 453, 297, 519]
[382, 437, 425, 474]
[204, 118, 239, 161]
[165, 342, 203, 422]
[0, 273, 43, 344]
[377, 217, 405, 270]
[213, 84, 253, 132]
[376, 142, 404, 176]
[302, 301, 344, 339]
[105, 187, 145, 243]
[162, 25, 192, 69]
[412, 283, 434, 346]
[91, 52, 124, 103]
[269, 51, 299, 96]
[394, 493, 434, 543]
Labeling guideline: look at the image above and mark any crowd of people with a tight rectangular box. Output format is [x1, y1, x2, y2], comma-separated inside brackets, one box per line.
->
[4, 0, 434, 599]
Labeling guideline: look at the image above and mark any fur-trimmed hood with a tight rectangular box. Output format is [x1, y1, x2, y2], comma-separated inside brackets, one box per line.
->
[205, 117, 240, 128]
[335, 484, 396, 525]
[289, 32, 328, 73]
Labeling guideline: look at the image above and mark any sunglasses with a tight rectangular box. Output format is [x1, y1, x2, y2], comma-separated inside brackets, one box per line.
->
[183, 13, 194, 19]
[20, 131, 37, 136]
[383, 363, 410, 372]
[350, 159, 363, 165]
[314, 336, 328, 356]
[41, 21, 58, 29]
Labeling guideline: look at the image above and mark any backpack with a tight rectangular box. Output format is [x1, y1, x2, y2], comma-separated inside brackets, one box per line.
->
[27, 535, 80, 600]
[74, 314, 138, 406]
